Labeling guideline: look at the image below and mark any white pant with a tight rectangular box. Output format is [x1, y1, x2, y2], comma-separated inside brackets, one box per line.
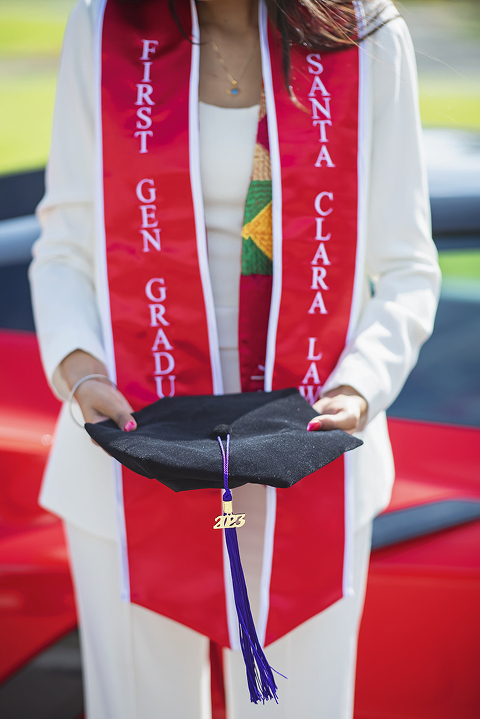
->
[66, 520, 371, 719]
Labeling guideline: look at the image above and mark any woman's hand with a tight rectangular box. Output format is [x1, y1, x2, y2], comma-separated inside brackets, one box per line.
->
[60, 349, 137, 431]
[308, 385, 368, 435]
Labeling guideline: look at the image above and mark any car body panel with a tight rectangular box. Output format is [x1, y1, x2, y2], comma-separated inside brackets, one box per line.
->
[0, 330, 74, 683]
[1, 329, 479, 719]
[355, 417, 480, 718]
[356, 520, 480, 719]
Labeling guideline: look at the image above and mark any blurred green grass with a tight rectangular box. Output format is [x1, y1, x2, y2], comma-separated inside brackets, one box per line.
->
[419, 80, 480, 130]
[0, 16, 66, 57]
[0, 0, 479, 176]
[438, 250, 480, 280]
[420, 92, 480, 130]
[0, 74, 57, 174]
[0, 0, 73, 175]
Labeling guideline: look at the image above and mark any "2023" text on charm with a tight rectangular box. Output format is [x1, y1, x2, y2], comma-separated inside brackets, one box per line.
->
[213, 513, 246, 529]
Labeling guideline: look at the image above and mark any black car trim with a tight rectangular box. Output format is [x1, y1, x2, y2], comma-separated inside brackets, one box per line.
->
[371, 498, 480, 550]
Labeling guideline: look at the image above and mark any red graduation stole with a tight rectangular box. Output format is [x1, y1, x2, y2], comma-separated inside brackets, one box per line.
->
[96, 0, 362, 648]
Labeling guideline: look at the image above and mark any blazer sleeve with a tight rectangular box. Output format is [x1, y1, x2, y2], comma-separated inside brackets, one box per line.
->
[322, 16, 442, 422]
[29, 0, 106, 401]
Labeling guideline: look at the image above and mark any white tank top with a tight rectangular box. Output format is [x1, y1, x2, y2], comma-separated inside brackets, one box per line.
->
[198, 101, 260, 393]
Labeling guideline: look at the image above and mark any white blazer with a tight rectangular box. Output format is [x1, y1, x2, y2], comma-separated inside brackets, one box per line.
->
[30, 0, 441, 540]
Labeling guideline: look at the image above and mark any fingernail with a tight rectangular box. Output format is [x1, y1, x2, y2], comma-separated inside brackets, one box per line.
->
[307, 420, 322, 431]
[123, 420, 136, 432]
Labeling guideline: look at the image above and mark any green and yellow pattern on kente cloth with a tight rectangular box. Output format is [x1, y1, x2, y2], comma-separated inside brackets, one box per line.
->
[241, 95, 273, 276]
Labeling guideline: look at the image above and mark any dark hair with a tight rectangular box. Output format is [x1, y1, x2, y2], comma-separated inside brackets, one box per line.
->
[268, 0, 360, 49]
[264, 0, 373, 88]
[122, 0, 394, 86]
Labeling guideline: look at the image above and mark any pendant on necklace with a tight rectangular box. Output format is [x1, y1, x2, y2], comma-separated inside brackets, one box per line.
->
[228, 81, 240, 96]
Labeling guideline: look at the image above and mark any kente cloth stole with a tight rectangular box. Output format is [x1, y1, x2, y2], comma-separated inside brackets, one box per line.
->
[95, 0, 365, 648]
[239, 92, 273, 392]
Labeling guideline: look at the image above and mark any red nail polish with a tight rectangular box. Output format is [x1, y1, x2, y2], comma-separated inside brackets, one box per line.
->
[307, 420, 321, 431]
[124, 420, 136, 432]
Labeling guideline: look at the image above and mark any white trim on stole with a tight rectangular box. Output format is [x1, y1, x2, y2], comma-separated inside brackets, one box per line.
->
[257, 486, 277, 646]
[188, 0, 224, 397]
[343, 1, 370, 598]
[261, 0, 283, 395]
[93, 0, 131, 602]
[257, 0, 281, 647]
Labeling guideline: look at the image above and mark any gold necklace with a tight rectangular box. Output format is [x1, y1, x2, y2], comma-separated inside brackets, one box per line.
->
[210, 38, 257, 96]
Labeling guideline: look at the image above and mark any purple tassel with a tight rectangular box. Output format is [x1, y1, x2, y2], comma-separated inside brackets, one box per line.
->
[217, 431, 280, 704]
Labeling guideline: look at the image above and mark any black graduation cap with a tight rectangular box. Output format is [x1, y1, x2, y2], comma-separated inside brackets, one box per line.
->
[85, 387, 362, 704]
[85, 387, 362, 492]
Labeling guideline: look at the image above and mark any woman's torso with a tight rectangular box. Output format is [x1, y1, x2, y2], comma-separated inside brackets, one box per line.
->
[38, 0, 407, 537]
[39, 97, 393, 539]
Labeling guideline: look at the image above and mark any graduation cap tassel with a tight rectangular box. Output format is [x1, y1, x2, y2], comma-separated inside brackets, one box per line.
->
[215, 426, 279, 704]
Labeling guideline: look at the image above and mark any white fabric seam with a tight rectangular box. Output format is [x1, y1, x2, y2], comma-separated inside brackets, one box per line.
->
[93, 0, 131, 605]
[189, 0, 224, 397]
[257, 485, 277, 646]
[260, 0, 282, 394]
[342, 9, 369, 598]
[256, 0, 280, 647]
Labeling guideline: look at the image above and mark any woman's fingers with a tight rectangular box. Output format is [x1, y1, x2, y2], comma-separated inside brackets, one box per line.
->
[60, 350, 137, 437]
[75, 379, 137, 431]
[311, 396, 341, 416]
[308, 410, 358, 433]
[308, 393, 367, 434]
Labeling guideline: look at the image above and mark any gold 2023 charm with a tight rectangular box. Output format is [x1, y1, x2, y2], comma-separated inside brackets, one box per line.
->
[214, 499, 246, 529]
[213, 513, 246, 529]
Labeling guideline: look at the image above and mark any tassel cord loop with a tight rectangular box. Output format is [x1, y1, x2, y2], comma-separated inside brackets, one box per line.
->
[217, 434, 232, 501]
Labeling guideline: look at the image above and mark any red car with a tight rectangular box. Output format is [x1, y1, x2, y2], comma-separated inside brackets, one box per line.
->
[0, 131, 479, 716]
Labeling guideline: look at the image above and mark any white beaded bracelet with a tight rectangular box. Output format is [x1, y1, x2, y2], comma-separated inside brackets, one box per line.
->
[68, 373, 117, 428]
